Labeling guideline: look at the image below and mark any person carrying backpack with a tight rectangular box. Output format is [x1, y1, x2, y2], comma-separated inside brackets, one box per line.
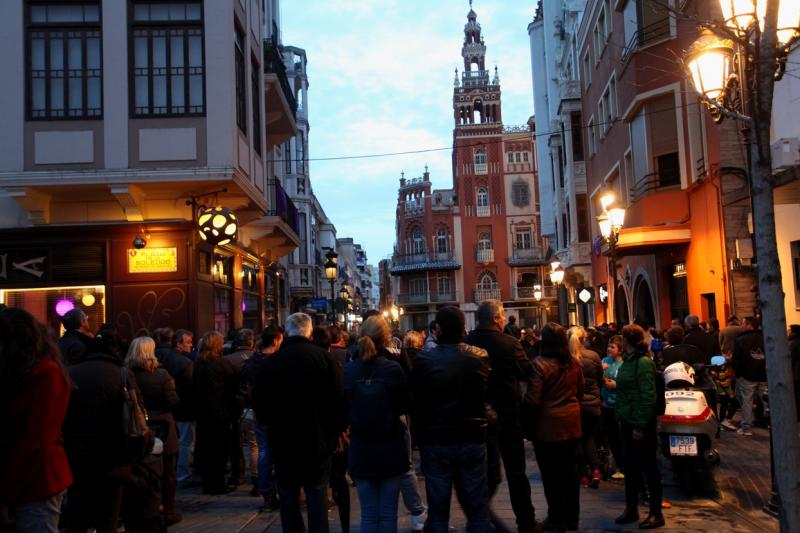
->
[343, 316, 410, 533]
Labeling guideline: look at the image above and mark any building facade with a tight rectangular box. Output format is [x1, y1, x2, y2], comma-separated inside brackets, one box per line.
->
[0, 0, 302, 337]
[392, 6, 551, 331]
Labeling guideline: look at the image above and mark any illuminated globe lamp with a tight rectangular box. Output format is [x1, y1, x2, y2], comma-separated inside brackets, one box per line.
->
[198, 206, 238, 246]
[55, 299, 75, 317]
[81, 293, 96, 307]
[549, 268, 565, 285]
[685, 31, 734, 109]
[533, 284, 543, 301]
[718, 0, 799, 44]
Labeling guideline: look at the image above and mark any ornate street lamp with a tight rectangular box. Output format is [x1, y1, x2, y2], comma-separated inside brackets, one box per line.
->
[549, 268, 564, 285]
[533, 284, 543, 301]
[339, 285, 350, 329]
[324, 249, 338, 322]
[683, 2, 799, 522]
[596, 194, 625, 323]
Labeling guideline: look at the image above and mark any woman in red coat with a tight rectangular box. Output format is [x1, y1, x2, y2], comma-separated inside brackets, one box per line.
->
[0, 307, 72, 532]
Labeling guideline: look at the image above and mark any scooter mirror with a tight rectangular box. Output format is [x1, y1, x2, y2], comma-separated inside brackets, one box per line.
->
[710, 355, 726, 366]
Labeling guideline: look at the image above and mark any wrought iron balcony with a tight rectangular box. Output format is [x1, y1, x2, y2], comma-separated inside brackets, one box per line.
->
[263, 27, 297, 119]
[475, 248, 494, 264]
[397, 290, 458, 305]
[507, 246, 547, 266]
[473, 284, 501, 303]
[630, 170, 681, 203]
[622, 19, 672, 63]
[390, 250, 460, 274]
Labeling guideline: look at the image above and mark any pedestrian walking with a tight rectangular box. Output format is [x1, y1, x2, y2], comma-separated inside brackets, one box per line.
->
[0, 307, 72, 533]
[569, 326, 604, 489]
[465, 300, 539, 533]
[614, 325, 664, 529]
[58, 308, 93, 365]
[344, 316, 410, 533]
[62, 330, 136, 532]
[732, 317, 767, 436]
[252, 313, 346, 533]
[125, 336, 182, 526]
[411, 306, 491, 533]
[193, 331, 237, 495]
[524, 323, 583, 531]
[245, 326, 283, 510]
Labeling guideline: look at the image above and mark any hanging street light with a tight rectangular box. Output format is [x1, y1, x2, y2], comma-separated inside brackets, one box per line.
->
[549, 268, 564, 285]
[197, 206, 238, 246]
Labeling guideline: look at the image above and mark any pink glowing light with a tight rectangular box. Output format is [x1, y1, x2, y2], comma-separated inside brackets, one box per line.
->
[55, 299, 75, 316]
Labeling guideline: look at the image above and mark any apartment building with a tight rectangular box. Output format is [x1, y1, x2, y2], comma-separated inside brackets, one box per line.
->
[529, 0, 594, 326]
[0, 0, 300, 336]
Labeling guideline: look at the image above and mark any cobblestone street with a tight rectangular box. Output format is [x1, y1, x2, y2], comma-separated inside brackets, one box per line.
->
[172, 423, 778, 532]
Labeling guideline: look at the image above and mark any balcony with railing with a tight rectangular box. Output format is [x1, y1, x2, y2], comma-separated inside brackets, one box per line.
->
[390, 250, 460, 274]
[507, 246, 547, 266]
[397, 289, 459, 305]
[630, 170, 681, 203]
[475, 247, 494, 264]
[622, 19, 672, 63]
[264, 24, 297, 148]
[462, 69, 489, 87]
[476, 204, 490, 217]
[247, 179, 301, 261]
[474, 284, 501, 303]
[512, 285, 558, 300]
[474, 162, 488, 175]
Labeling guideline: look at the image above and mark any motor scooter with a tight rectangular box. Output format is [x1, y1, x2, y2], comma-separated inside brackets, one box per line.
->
[658, 358, 722, 496]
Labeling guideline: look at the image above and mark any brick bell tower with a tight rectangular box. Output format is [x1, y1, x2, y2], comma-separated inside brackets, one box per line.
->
[451, 1, 512, 314]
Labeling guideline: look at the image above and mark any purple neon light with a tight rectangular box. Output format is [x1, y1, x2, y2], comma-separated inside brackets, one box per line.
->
[55, 299, 75, 316]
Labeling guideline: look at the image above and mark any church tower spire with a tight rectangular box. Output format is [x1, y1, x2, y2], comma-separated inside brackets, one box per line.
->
[453, 3, 502, 128]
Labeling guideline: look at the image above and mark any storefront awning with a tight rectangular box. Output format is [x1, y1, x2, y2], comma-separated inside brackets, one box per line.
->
[615, 224, 691, 255]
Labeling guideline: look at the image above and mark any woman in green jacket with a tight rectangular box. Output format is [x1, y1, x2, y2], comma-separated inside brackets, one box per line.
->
[614, 324, 665, 529]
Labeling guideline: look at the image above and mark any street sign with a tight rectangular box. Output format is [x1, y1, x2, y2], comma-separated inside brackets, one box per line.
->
[309, 297, 328, 312]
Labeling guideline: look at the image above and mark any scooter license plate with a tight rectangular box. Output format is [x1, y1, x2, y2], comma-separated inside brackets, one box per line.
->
[669, 435, 698, 456]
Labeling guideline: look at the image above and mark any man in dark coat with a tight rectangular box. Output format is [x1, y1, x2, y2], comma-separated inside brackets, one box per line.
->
[732, 317, 767, 435]
[503, 314, 522, 340]
[465, 300, 538, 533]
[683, 315, 721, 364]
[62, 331, 134, 532]
[59, 308, 93, 365]
[412, 306, 491, 532]
[253, 313, 346, 533]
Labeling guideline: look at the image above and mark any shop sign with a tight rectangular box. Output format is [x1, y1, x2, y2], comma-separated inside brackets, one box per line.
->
[309, 297, 328, 312]
[0, 250, 48, 283]
[598, 284, 609, 303]
[128, 247, 178, 273]
[578, 288, 593, 304]
[673, 262, 687, 278]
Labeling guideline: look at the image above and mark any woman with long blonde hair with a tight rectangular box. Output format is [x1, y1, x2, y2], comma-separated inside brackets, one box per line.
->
[344, 316, 410, 533]
[193, 330, 236, 494]
[125, 335, 182, 524]
[568, 326, 604, 489]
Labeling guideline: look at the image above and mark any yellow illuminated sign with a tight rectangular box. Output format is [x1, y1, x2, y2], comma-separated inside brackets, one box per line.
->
[128, 247, 178, 273]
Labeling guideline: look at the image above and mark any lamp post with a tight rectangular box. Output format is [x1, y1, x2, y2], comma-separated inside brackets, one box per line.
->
[324, 249, 338, 323]
[596, 194, 626, 324]
[533, 284, 543, 328]
[339, 285, 350, 330]
[549, 261, 566, 324]
[683, 2, 799, 527]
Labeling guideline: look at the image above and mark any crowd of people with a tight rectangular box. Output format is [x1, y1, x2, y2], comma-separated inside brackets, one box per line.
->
[0, 299, 795, 533]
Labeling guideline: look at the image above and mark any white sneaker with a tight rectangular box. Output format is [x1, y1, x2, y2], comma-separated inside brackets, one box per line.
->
[720, 419, 737, 431]
[737, 427, 753, 436]
[411, 510, 427, 532]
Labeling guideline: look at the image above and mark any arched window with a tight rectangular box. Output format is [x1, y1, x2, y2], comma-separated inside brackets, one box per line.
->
[478, 271, 496, 290]
[411, 227, 424, 254]
[478, 232, 492, 250]
[477, 187, 489, 207]
[436, 228, 448, 253]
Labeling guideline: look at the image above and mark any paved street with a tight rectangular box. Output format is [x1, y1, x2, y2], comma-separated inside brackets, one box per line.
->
[172, 422, 778, 532]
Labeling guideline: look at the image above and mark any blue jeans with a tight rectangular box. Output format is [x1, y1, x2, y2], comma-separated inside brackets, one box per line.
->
[15, 490, 65, 533]
[736, 376, 768, 432]
[421, 443, 489, 533]
[354, 475, 402, 533]
[275, 459, 331, 533]
[176, 421, 195, 482]
[255, 424, 274, 495]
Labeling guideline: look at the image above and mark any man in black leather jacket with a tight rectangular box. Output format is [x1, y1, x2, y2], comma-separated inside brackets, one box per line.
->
[465, 300, 538, 533]
[411, 306, 490, 533]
